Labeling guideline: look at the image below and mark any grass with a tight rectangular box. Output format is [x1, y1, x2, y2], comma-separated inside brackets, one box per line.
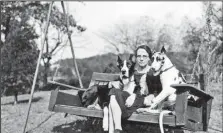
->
[1, 83, 222, 133]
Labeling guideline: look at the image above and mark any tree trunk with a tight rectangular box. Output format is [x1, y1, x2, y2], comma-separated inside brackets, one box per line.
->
[43, 68, 48, 87]
[43, 62, 50, 87]
[14, 90, 18, 105]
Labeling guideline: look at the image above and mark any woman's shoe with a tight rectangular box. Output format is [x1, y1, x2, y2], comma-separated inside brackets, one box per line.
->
[114, 129, 123, 133]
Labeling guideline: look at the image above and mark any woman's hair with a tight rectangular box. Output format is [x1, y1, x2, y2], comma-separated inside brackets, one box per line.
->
[135, 45, 152, 59]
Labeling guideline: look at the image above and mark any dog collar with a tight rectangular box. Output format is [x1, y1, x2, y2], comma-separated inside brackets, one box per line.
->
[160, 65, 175, 75]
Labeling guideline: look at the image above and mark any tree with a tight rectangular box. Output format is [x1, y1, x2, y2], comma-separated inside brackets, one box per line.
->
[181, 1, 222, 82]
[197, 2, 223, 81]
[31, 2, 86, 87]
[156, 24, 176, 51]
[1, 2, 39, 104]
[99, 16, 157, 54]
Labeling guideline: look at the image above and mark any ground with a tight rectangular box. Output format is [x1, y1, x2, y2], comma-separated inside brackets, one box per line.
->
[1, 83, 222, 133]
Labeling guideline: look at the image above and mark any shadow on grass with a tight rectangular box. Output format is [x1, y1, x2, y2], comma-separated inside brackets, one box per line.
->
[26, 113, 57, 133]
[52, 118, 105, 133]
[1, 96, 43, 105]
[51, 117, 175, 133]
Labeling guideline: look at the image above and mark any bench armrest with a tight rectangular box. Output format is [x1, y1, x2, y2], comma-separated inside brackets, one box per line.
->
[171, 84, 213, 100]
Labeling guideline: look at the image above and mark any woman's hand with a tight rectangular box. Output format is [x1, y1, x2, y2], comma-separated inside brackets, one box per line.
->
[125, 94, 136, 107]
[143, 94, 155, 106]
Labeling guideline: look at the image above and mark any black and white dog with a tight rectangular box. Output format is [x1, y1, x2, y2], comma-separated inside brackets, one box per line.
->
[80, 54, 136, 110]
[79, 54, 136, 131]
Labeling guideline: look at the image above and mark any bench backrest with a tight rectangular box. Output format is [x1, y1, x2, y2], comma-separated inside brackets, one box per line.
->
[88, 72, 120, 88]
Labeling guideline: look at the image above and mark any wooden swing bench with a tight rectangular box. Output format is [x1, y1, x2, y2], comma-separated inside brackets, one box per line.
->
[48, 72, 213, 132]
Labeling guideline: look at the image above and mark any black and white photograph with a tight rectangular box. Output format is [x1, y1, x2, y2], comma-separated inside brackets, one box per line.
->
[1, 1, 222, 133]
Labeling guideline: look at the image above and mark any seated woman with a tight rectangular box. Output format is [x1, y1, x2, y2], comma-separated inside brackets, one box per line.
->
[108, 45, 162, 133]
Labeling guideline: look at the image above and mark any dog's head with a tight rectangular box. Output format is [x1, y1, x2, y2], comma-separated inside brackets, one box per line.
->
[117, 54, 136, 80]
[80, 84, 110, 108]
[150, 46, 167, 73]
[81, 85, 98, 107]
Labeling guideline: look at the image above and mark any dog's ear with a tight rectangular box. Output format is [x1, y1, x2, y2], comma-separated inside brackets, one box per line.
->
[149, 49, 156, 59]
[129, 54, 136, 63]
[117, 56, 122, 67]
[152, 49, 156, 54]
[161, 46, 166, 54]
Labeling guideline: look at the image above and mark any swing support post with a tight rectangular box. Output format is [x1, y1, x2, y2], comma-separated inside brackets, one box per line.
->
[22, 2, 54, 133]
[23, 2, 85, 132]
[61, 1, 84, 88]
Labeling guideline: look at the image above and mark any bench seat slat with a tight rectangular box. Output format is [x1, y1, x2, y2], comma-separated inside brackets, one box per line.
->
[53, 105, 177, 126]
[91, 72, 120, 82]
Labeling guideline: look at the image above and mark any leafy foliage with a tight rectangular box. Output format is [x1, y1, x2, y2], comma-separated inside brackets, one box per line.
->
[156, 24, 176, 51]
[1, 2, 40, 96]
[182, 2, 222, 81]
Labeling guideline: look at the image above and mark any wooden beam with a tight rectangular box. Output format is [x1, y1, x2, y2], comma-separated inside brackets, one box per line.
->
[55, 91, 82, 107]
[48, 80, 86, 91]
[171, 84, 213, 100]
[23, 2, 54, 133]
[53, 105, 178, 126]
[175, 91, 189, 126]
[91, 72, 120, 81]
[61, 1, 83, 88]
[48, 88, 59, 111]
[199, 74, 208, 131]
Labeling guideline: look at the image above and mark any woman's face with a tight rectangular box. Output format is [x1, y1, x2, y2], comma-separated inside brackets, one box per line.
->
[136, 48, 150, 67]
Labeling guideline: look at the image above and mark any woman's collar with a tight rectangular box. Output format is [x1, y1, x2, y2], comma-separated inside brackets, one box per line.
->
[134, 64, 151, 73]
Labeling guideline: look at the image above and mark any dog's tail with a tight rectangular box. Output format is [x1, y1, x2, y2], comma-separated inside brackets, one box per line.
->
[159, 110, 172, 133]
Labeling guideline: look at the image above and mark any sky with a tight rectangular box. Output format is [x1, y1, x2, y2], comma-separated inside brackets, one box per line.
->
[37, 1, 208, 63]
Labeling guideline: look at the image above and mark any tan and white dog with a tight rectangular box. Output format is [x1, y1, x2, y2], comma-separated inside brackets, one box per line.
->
[137, 46, 186, 133]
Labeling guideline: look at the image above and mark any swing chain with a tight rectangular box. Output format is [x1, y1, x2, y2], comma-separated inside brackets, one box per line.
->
[205, 2, 212, 48]
[190, 2, 213, 81]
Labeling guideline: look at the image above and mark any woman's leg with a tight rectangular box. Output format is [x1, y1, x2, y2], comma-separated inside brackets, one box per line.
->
[110, 95, 122, 130]
[109, 104, 115, 133]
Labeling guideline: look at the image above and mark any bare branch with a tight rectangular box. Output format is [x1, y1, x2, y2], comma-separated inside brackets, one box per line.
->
[93, 32, 120, 53]
[50, 41, 61, 55]
[207, 40, 222, 64]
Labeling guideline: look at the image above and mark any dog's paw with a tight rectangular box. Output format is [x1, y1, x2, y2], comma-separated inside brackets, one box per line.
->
[125, 94, 136, 107]
[87, 104, 102, 110]
[87, 104, 95, 109]
[136, 108, 150, 113]
[109, 81, 122, 89]
[137, 108, 160, 114]
[94, 104, 102, 110]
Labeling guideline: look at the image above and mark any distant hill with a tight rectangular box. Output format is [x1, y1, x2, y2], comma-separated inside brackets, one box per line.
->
[50, 52, 194, 88]
[53, 52, 193, 75]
